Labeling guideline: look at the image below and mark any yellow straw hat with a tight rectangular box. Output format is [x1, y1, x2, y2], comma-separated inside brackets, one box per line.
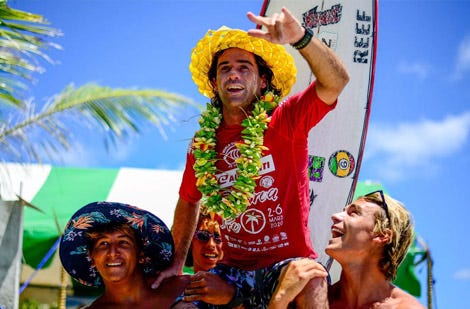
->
[189, 26, 297, 98]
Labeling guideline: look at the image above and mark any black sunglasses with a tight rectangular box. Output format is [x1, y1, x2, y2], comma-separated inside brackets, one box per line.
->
[365, 190, 390, 221]
[194, 230, 222, 244]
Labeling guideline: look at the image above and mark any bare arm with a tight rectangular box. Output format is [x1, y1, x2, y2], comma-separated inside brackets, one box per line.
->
[152, 197, 199, 289]
[247, 6, 349, 104]
[268, 258, 328, 309]
[183, 271, 236, 305]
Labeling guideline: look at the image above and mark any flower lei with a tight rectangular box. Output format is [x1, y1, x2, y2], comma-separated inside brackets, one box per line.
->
[193, 91, 280, 219]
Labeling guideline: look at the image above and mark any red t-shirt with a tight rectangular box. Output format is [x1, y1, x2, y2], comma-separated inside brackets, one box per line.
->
[180, 82, 336, 270]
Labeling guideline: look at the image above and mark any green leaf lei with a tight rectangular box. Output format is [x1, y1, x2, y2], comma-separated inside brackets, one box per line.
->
[193, 91, 280, 219]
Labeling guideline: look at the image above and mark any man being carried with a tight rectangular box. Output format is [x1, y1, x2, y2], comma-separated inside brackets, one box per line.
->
[153, 6, 349, 308]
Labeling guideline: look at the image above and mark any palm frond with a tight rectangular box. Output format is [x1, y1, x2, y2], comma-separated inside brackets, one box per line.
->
[0, 1, 200, 166]
[0, 83, 199, 163]
[0, 0, 62, 107]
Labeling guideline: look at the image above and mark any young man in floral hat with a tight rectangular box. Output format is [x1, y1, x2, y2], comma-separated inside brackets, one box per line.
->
[153, 7, 349, 308]
[59, 201, 195, 308]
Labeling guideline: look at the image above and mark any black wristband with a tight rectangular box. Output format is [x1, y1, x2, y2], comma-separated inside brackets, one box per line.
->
[290, 26, 314, 50]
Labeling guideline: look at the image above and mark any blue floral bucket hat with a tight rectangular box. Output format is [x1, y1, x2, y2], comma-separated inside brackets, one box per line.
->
[59, 201, 174, 287]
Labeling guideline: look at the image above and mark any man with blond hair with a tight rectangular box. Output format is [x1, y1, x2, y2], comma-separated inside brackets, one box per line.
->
[268, 191, 425, 308]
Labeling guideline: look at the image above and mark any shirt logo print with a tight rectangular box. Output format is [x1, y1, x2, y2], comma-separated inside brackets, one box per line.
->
[240, 209, 266, 234]
[222, 143, 239, 168]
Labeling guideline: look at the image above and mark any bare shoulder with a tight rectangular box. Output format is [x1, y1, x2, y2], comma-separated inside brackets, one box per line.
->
[163, 275, 197, 308]
[391, 286, 425, 308]
[159, 274, 191, 292]
[327, 283, 424, 309]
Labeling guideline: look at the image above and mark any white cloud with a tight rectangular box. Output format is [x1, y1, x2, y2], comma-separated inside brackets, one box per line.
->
[454, 268, 470, 280]
[451, 35, 470, 80]
[364, 112, 470, 180]
[398, 61, 431, 80]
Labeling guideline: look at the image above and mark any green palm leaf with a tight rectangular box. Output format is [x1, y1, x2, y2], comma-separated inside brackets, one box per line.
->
[0, 0, 62, 107]
[0, 1, 200, 164]
[0, 83, 198, 163]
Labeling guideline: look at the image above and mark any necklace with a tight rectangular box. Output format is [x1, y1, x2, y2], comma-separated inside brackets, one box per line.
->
[193, 91, 280, 219]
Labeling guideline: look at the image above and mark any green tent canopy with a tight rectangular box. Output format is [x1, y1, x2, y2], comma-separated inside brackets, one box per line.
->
[0, 163, 427, 296]
[0, 164, 181, 270]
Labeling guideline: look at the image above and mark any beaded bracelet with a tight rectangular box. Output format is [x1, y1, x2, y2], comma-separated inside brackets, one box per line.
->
[290, 26, 314, 50]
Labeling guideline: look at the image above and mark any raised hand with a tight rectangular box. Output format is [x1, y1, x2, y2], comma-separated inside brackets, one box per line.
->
[246, 7, 305, 45]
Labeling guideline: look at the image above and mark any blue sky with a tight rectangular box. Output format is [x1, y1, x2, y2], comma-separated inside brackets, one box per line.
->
[11, 0, 470, 308]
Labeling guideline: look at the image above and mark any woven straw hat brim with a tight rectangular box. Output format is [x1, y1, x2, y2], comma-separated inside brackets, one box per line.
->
[189, 27, 297, 98]
[59, 201, 174, 287]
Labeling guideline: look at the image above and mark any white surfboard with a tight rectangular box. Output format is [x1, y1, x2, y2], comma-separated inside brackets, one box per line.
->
[261, 0, 378, 268]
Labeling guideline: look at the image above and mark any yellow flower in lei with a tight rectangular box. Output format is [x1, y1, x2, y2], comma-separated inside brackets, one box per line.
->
[193, 91, 280, 219]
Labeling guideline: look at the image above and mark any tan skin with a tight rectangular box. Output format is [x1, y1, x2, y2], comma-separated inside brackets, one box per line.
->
[182, 218, 233, 305]
[152, 6, 349, 307]
[85, 230, 194, 309]
[268, 199, 424, 309]
[191, 218, 223, 273]
[326, 199, 424, 309]
[212, 47, 267, 126]
[267, 258, 328, 309]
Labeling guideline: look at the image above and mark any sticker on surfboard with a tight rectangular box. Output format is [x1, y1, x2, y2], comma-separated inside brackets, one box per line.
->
[329, 150, 355, 178]
[260, 0, 378, 268]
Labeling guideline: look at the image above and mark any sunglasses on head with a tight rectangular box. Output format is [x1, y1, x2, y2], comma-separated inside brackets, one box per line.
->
[194, 230, 222, 244]
[365, 190, 390, 221]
